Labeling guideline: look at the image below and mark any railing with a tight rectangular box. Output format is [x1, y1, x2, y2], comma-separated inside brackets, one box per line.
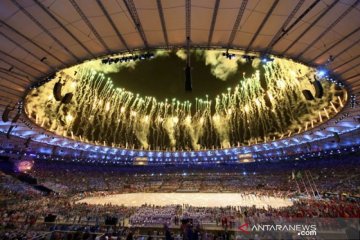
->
[31, 232, 51, 240]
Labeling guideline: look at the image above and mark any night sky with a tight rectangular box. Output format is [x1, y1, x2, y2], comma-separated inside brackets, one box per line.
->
[107, 51, 256, 102]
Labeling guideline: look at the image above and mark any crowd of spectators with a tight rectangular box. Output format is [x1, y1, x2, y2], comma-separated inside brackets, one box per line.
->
[0, 171, 41, 201]
[0, 156, 359, 239]
[129, 205, 179, 226]
[25, 156, 359, 198]
[1, 194, 359, 239]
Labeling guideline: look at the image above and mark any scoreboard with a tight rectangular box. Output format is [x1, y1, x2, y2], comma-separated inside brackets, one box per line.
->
[133, 157, 148, 166]
[237, 154, 255, 163]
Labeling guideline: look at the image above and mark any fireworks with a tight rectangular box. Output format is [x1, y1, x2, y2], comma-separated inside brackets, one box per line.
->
[25, 49, 346, 151]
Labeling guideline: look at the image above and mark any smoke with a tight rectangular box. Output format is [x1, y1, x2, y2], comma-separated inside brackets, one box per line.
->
[134, 117, 150, 149]
[80, 50, 172, 74]
[24, 79, 78, 136]
[203, 51, 238, 81]
[176, 50, 187, 60]
[183, 116, 204, 150]
[212, 114, 230, 148]
[252, 58, 261, 68]
[155, 49, 170, 57]
[176, 49, 238, 81]
[163, 117, 177, 149]
[80, 59, 137, 74]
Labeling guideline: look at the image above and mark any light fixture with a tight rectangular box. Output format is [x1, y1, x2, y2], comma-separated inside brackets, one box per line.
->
[316, 67, 328, 78]
[260, 55, 274, 63]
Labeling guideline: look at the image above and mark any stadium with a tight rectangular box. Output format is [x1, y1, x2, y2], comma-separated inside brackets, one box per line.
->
[0, 0, 359, 239]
